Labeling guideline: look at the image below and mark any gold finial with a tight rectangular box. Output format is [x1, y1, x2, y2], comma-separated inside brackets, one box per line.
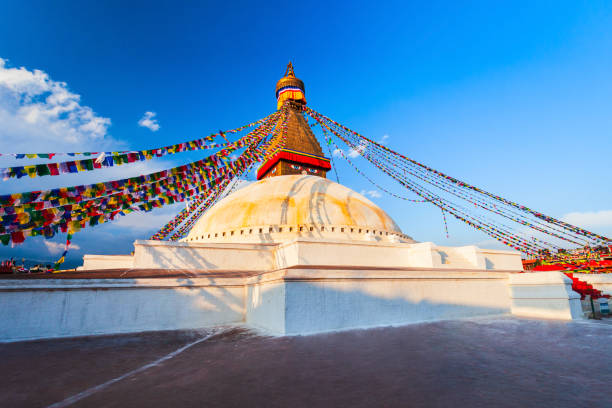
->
[284, 62, 295, 77]
[275, 62, 306, 109]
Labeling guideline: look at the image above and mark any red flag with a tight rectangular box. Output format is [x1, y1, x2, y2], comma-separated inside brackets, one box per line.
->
[11, 230, 25, 244]
[48, 163, 60, 176]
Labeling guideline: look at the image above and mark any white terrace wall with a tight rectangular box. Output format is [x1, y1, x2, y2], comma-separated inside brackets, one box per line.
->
[1, 240, 585, 342]
[80, 255, 133, 270]
[81, 239, 525, 273]
[245, 268, 510, 336]
[0, 278, 245, 342]
[132, 240, 276, 271]
[508, 272, 583, 320]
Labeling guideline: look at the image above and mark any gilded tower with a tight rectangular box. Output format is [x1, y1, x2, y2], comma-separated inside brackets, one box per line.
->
[257, 63, 332, 179]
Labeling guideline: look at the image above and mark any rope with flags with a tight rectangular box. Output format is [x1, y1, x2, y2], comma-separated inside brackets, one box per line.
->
[305, 106, 610, 255]
[0, 114, 275, 180]
[2, 97, 609, 265]
[52, 233, 73, 271]
[153, 106, 289, 241]
[0, 109, 286, 248]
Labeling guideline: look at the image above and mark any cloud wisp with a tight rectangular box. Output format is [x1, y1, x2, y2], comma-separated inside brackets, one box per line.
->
[562, 210, 612, 229]
[360, 189, 382, 199]
[0, 57, 112, 153]
[138, 111, 160, 131]
[331, 135, 387, 159]
[44, 240, 80, 254]
[348, 142, 367, 158]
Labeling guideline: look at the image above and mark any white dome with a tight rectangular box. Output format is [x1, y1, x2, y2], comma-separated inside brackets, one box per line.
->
[183, 175, 412, 243]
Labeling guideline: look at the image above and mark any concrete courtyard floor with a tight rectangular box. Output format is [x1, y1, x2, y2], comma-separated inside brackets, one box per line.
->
[1, 317, 611, 408]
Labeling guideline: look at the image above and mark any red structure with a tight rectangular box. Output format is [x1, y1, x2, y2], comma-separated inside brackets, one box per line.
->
[564, 273, 609, 300]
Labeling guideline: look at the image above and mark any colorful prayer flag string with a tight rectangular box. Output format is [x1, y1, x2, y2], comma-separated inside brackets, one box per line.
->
[306, 106, 609, 255]
[52, 233, 73, 271]
[0, 114, 275, 180]
[0, 115, 271, 160]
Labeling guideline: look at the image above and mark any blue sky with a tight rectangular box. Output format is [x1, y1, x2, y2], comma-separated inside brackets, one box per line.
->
[1, 1, 611, 266]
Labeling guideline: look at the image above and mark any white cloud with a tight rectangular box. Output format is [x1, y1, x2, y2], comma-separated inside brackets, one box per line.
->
[138, 111, 160, 131]
[378, 134, 390, 144]
[348, 141, 367, 158]
[332, 148, 343, 157]
[0, 57, 113, 153]
[562, 210, 612, 228]
[360, 189, 382, 199]
[44, 240, 80, 254]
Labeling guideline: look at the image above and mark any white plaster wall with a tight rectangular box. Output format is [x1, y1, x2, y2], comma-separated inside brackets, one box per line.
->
[407, 242, 443, 268]
[0, 279, 245, 342]
[2, 268, 585, 341]
[282, 277, 511, 335]
[480, 249, 524, 270]
[274, 239, 522, 271]
[80, 255, 134, 270]
[275, 239, 413, 269]
[242, 268, 512, 336]
[80, 239, 522, 273]
[133, 240, 276, 271]
[275, 240, 446, 270]
[447, 246, 486, 269]
[509, 272, 583, 320]
[573, 273, 612, 296]
[246, 281, 286, 334]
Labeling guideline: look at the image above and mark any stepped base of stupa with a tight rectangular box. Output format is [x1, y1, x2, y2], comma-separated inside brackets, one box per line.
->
[0, 237, 584, 343]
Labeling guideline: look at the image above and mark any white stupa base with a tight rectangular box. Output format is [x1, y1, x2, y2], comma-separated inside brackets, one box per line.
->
[509, 272, 584, 320]
[246, 268, 512, 336]
[0, 278, 244, 342]
[81, 238, 522, 272]
[0, 238, 584, 342]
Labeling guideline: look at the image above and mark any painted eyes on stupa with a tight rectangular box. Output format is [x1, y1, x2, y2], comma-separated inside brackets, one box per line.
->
[289, 164, 318, 174]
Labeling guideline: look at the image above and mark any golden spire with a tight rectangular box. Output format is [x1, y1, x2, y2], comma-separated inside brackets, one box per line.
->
[258, 63, 330, 180]
[284, 62, 295, 77]
[275, 62, 306, 109]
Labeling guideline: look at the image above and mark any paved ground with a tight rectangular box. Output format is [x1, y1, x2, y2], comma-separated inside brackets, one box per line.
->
[1, 317, 611, 408]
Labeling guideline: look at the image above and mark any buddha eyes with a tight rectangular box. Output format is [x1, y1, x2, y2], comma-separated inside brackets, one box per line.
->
[289, 165, 318, 173]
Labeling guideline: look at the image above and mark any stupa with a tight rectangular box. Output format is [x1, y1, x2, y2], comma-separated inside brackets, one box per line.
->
[181, 63, 409, 246]
[0, 64, 585, 343]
